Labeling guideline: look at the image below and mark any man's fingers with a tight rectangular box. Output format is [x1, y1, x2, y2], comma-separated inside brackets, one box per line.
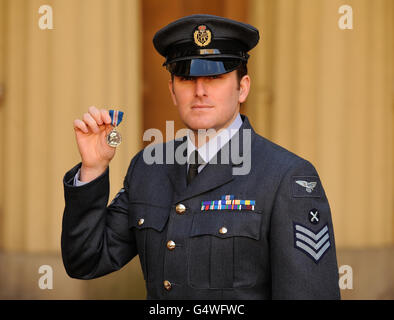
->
[83, 112, 100, 133]
[88, 106, 103, 125]
[74, 108, 112, 134]
[101, 109, 112, 125]
[74, 119, 89, 133]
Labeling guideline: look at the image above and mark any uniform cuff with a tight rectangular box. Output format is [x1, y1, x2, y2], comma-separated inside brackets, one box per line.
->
[73, 168, 88, 187]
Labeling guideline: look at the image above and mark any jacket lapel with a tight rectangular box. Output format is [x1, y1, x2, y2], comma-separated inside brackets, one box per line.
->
[166, 137, 188, 197]
[167, 115, 256, 204]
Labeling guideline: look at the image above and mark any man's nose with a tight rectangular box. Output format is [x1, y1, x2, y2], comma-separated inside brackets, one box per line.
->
[194, 77, 207, 97]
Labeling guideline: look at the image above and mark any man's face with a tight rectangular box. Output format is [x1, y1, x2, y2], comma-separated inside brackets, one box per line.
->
[168, 70, 250, 132]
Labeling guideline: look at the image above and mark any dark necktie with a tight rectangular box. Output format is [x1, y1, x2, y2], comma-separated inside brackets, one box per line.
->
[187, 150, 202, 185]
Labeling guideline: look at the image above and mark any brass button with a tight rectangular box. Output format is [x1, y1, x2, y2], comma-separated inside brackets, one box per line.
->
[219, 227, 228, 234]
[138, 218, 144, 226]
[175, 204, 186, 214]
[167, 240, 176, 250]
[163, 280, 172, 291]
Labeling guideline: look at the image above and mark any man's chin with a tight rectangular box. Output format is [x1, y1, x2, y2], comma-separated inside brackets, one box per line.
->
[182, 115, 217, 131]
[185, 121, 217, 131]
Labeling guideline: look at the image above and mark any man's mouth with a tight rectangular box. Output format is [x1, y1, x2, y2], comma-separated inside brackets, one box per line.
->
[192, 104, 213, 109]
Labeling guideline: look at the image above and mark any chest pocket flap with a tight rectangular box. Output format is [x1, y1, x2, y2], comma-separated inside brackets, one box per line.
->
[190, 210, 262, 240]
[128, 202, 170, 232]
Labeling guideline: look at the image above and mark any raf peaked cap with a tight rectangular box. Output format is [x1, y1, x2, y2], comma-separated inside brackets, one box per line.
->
[153, 14, 260, 77]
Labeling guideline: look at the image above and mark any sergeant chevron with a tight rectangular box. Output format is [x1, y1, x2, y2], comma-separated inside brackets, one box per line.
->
[294, 223, 331, 263]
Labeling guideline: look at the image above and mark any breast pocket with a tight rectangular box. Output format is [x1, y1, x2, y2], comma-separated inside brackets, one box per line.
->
[129, 202, 170, 282]
[188, 210, 263, 289]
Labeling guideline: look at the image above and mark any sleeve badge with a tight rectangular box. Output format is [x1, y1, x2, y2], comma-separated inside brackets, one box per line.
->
[293, 222, 331, 263]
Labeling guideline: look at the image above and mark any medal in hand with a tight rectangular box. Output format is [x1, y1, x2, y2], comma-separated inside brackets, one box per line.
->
[106, 110, 124, 147]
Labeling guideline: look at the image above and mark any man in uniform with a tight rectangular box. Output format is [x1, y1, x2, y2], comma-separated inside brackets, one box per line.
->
[62, 14, 340, 299]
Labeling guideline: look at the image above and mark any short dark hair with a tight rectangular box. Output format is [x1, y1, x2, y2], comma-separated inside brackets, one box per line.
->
[170, 61, 248, 90]
[235, 62, 248, 89]
[236, 61, 248, 84]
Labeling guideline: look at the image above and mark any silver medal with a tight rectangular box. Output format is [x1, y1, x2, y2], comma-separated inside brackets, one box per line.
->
[106, 127, 122, 147]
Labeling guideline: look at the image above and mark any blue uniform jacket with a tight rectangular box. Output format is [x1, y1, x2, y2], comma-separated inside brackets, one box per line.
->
[61, 115, 340, 299]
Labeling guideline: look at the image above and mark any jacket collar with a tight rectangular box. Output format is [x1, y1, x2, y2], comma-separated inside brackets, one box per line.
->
[167, 114, 256, 204]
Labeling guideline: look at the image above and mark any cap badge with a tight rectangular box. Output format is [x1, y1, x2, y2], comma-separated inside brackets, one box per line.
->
[194, 25, 212, 47]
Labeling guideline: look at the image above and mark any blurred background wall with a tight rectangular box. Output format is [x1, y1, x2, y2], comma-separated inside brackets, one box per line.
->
[0, 0, 393, 299]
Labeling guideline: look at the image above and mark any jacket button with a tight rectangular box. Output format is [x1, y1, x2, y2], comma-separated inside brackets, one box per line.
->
[163, 280, 172, 291]
[138, 218, 144, 226]
[175, 204, 186, 214]
[167, 240, 176, 250]
[219, 227, 228, 234]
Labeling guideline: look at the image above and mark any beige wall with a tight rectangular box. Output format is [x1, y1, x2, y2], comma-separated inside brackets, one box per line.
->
[0, 0, 393, 300]
[0, 0, 393, 251]
[247, 0, 394, 248]
[0, 0, 142, 253]
[0, 0, 5, 242]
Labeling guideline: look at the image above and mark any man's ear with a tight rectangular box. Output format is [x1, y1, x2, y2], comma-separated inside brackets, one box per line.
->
[168, 78, 177, 106]
[239, 75, 251, 104]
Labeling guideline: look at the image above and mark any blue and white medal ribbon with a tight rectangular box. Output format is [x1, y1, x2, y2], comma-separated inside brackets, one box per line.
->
[109, 110, 124, 127]
[106, 110, 124, 147]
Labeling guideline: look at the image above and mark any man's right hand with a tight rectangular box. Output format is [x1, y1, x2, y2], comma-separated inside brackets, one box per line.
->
[73, 106, 116, 182]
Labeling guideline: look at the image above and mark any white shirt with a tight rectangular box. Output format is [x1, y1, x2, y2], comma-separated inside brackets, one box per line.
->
[186, 113, 243, 173]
